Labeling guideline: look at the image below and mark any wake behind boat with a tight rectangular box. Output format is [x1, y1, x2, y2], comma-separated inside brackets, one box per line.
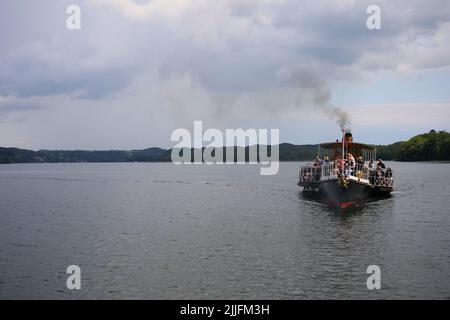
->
[298, 131, 393, 208]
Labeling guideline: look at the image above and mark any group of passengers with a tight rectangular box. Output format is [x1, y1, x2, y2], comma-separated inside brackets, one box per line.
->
[369, 158, 393, 186]
[335, 153, 363, 177]
[313, 155, 330, 167]
[311, 154, 390, 182]
[366, 158, 393, 186]
[301, 153, 392, 185]
[298, 156, 329, 182]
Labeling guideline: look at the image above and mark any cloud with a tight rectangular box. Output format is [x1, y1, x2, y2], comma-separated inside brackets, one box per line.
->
[0, 0, 449, 148]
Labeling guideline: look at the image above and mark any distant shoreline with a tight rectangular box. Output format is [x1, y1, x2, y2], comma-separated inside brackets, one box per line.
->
[1, 130, 450, 163]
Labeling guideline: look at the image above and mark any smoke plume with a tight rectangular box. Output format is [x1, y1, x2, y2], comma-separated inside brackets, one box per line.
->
[323, 105, 352, 131]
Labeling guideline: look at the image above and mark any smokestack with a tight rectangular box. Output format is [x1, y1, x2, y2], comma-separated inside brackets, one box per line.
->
[345, 132, 353, 143]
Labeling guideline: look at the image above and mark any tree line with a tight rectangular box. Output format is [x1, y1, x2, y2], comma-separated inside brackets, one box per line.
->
[1, 130, 449, 164]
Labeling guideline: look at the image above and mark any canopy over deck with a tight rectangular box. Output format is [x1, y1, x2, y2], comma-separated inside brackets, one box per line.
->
[320, 142, 375, 150]
[318, 132, 377, 161]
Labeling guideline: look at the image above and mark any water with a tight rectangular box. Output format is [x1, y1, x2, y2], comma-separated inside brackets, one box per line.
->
[0, 162, 449, 299]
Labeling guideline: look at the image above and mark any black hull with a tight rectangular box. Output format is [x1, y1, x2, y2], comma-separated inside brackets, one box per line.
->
[300, 178, 392, 208]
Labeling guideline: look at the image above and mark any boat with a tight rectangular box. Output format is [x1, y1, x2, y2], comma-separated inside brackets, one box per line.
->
[297, 131, 393, 208]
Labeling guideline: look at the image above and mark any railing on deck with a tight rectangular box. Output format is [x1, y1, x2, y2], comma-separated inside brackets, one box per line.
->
[298, 161, 394, 187]
[298, 162, 337, 183]
[373, 169, 394, 187]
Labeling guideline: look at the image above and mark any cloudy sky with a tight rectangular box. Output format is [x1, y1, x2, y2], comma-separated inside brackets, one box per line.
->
[1, 0, 450, 150]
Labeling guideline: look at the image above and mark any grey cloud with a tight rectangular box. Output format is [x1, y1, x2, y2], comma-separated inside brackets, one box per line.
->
[1, 0, 450, 148]
[2, 0, 450, 98]
[0, 101, 43, 114]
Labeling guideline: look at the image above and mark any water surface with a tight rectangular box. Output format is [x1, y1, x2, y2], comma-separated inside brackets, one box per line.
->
[0, 162, 449, 299]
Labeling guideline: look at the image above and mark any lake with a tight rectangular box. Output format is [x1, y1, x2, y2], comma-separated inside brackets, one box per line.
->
[0, 162, 449, 299]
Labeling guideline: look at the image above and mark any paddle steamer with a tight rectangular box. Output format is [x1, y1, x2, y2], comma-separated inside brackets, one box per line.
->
[298, 131, 393, 208]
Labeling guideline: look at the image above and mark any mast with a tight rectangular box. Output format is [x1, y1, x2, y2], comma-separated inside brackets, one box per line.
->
[342, 129, 345, 159]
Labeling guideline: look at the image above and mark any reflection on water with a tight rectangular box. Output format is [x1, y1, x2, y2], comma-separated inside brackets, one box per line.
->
[0, 162, 449, 299]
[299, 188, 394, 216]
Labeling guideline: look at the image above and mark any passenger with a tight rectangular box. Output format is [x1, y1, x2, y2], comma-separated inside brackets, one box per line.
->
[368, 159, 374, 169]
[335, 155, 342, 168]
[377, 158, 386, 169]
[385, 168, 393, 186]
[314, 156, 323, 167]
[319, 156, 329, 176]
[356, 156, 364, 165]
[347, 153, 356, 171]
[334, 155, 343, 176]
[375, 167, 383, 185]
[369, 167, 375, 184]
[348, 153, 355, 165]
[386, 167, 392, 178]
